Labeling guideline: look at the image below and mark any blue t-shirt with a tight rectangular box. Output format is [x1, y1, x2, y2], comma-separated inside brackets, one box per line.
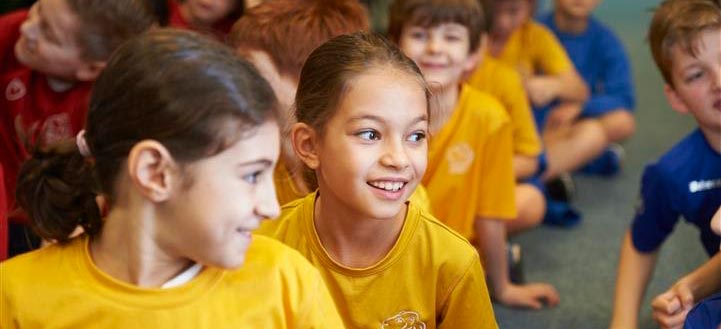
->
[631, 129, 721, 256]
[685, 292, 721, 329]
[539, 13, 635, 118]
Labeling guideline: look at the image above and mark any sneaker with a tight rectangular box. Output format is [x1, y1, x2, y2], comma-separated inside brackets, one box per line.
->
[508, 242, 525, 284]
[580, 143, 625, 176]
[545, 172, 576, 202]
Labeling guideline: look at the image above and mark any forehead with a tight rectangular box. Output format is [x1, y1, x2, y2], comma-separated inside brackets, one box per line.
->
[39, 0, 81, 42]
[335, 69, 427, 123]
[669, 29, 721, 72]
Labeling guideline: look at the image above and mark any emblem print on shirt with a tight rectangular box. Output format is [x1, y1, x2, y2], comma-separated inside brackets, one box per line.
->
[5, 78, 26, 101]
[688, 179, 721, 193]
[445, 143, 474, 174]
[381, 310, 426, 329]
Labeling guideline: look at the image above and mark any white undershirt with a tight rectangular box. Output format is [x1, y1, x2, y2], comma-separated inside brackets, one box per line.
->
[160, 263, 203, 289]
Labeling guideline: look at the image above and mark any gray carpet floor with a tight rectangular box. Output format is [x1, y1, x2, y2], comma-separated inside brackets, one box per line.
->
[494, 1, 708, 328]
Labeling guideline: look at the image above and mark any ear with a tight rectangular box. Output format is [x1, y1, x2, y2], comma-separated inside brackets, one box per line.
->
[463, 46, 481, 73]
[290, 122, 320, 170]
[127, 140, 177, 202]
[75, 60, 106, 82]
[663, 84, 690, 115]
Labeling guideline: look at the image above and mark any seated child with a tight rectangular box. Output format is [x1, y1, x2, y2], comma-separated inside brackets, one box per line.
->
[610, 1, 721, 327]
[1, 29, 342, 328]
[388, 0, 559, 309]
[0, 0, 156, 254]
[484, 0, 604, 184]
[539, 0, 636, 175]
[257, 32, 497, 328]
[167, 0, 242, 39]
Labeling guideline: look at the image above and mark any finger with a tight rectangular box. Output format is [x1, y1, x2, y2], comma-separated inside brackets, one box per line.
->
[652, 292, 681, 313]
[676, 288, 694, 309]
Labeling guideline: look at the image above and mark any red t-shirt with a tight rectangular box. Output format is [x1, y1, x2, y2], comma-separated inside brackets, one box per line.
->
[0, 10, 91, 224]
[167, 0, 237, 40]
[0, 165, 7, 260]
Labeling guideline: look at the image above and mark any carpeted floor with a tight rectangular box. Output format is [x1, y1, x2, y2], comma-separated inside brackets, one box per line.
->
[494, 1, 708, 328]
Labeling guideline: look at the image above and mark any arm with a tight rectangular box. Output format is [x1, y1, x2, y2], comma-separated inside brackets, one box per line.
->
[610, 231, 659, 329]
[651, 253, 721, 329]
[474, 218, 560, 309]
[513, 154, 539, 180]
[583, 28, 635, 117]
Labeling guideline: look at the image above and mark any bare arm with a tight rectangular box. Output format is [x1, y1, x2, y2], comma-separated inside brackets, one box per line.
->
[610, 231, 659, 329]
[525, 70, 589, 107]
[513, 154, 539, 180]
[474, 218, 559, 309]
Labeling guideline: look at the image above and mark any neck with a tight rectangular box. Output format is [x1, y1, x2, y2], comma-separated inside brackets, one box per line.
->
[313, 192, 405, 269]
[429, 84, 461, 134]
[90, 205, 193, 288]
[553, 10, 589, 34]
[700, 127, 721, 154]
[488, 32, 509, 57]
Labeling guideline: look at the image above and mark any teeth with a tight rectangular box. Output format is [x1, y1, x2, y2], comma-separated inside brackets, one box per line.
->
[370, 181, 405, 192]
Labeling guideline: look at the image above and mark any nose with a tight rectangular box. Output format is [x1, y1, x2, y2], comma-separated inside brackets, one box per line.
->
[426, 33, 442, 54]
[380, 138, 411, 170]
[256, 181, 281, 220]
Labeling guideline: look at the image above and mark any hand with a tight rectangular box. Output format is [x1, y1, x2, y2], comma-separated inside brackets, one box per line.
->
[524, 76, 559, 107]
[651, 283, 695, 329]
[495, 282, 560, 310]
[545, 103, 582, 131]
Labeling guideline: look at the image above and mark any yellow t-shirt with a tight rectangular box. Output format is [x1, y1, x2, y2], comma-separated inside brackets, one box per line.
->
[274, 161, 433, 212]
[467, 56, 542, 156]
[423, 85, 517, 240]
[491, 20, 573, 77]
[257, 192, 498, 329]
[1, 235, 343, 328]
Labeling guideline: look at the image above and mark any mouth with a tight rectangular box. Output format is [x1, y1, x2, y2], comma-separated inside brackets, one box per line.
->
[420, 62, 447, 70]
[368, 180, 407, 192]
[714, 99, 721, 112]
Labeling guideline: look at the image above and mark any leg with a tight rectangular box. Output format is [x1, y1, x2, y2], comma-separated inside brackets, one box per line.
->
[542, 118, 608, 181]
[506, 183, 546, 235]
[599, 109, 636, 143]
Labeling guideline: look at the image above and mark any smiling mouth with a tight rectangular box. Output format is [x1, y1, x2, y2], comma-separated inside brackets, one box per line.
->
[368, 180, 407, 192]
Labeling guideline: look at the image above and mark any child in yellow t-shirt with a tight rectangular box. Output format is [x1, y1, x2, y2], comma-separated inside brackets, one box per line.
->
[388, 0, 559, 309]
[229, 0, 431, 211]
[257, 32, 497, 328]
[485, 0, 610, 185]
[1, 30, 342, 328]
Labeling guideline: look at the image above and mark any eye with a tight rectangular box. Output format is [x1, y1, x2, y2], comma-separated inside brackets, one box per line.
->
[685, 70, 704, 83]
[242, 170, 264, 184]
[409, 29, 427, 40]
[356, 129, 380, 141]
[407, 131, 426, 142]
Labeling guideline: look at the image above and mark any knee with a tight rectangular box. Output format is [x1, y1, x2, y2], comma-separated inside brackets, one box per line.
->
[516, 184, 546, 227]
[603, 110, 636, 142]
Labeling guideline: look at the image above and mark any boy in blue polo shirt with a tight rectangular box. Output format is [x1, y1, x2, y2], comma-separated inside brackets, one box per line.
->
[539, 0, 636, 175]
[609, 1, 721, 328]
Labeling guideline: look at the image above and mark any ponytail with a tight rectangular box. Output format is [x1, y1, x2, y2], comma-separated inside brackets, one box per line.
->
[15, 141, 102, 243]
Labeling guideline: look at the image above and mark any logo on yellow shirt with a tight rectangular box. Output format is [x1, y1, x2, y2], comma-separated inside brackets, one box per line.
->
[381, 310, 426, 329]
[445, 143, 474, 174]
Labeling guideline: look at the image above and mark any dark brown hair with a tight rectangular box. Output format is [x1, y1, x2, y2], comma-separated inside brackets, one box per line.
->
[648, 0, 721, 85]
[387, 0, 485, 52]
[294, 32, 430, 189]
[66, 0, 157, 61]
[16, 29, 278, 243]
[229, 0, 369, 81]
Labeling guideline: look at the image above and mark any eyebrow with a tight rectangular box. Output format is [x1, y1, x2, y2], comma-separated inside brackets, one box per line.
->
[347, 114, 428, 126]
[237, 159, 274, 168]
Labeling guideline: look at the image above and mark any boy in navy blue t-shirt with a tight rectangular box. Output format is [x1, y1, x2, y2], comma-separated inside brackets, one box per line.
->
[610, 0, 721, 328]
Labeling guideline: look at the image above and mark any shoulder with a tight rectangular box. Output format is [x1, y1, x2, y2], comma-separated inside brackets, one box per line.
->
[412, 204, 479, 264]
[1, 238, 82, 287]
[655, 130, 709, 174]
[457, 85, 510, 131]
[525, 20, 558, 40]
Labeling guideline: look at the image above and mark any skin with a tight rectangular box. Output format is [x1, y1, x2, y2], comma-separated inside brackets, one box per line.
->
[179, 0, 236, 27]
[611, 28, 721, 328]
[14, 0, 105, 87]
[291, 68, 429, 268]
[91, 121, 281, 287]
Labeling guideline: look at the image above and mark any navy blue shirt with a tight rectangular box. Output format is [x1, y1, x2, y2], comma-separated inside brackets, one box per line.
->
[539, 13, 635, 118]
[631, 129, 721, 256]
[685, 292, 721, 328]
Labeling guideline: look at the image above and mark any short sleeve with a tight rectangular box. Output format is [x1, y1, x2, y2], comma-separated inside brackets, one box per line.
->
[531, 23, 574, 75]
[438, 254, 498, 329]
[630, 164, 680, 253]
